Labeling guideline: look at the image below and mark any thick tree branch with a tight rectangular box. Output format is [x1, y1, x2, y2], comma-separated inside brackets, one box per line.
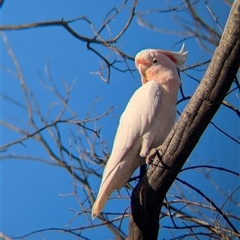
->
[129, 0, 240, 239]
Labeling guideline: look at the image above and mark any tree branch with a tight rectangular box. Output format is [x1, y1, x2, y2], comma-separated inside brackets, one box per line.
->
[129, 0, 240, 239]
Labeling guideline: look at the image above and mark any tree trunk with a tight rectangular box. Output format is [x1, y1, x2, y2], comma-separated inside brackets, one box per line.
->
[128, 1, 240, 239]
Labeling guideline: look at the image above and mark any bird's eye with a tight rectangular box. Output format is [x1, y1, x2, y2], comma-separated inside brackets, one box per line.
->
[153, 58, 158, 64]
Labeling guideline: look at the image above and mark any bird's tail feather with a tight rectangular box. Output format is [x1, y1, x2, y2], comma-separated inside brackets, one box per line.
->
[92, 188, 109, 219]
[92, 163, 121, 219]
[92, 155, 142, 219]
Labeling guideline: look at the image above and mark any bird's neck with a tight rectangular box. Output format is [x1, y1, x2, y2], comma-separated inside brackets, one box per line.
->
[160, 80, 180, 105]
[145, 65, 181, 104]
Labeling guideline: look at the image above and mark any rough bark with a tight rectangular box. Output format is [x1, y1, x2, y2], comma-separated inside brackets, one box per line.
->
[128, 1, 240, 239]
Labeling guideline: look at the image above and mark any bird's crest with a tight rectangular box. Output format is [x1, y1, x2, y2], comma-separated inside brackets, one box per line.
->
[160, 44, 188, 67]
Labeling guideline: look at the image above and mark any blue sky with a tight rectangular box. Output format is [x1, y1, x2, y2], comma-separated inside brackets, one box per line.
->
[1, 0, 239, 239]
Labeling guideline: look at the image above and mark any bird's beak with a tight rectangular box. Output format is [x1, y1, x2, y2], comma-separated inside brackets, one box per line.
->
[137, 63, 149, 84]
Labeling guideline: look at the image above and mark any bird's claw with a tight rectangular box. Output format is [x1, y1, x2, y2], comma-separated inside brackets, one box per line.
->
[146, 148, 159, 165]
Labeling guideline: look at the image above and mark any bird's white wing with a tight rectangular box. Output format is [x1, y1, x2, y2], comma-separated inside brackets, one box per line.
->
[113, 81, 161, 157]
[101, 80, 162, 188]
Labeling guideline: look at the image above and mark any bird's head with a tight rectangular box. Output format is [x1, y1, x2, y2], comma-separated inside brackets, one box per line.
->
[135, 44, 188, 84]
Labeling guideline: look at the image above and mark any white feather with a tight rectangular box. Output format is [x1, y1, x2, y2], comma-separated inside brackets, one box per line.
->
[164, 44, 188, 66]
[92, 81, 163, 218]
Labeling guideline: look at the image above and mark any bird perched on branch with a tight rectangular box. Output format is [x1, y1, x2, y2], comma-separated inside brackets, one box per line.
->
[92, 44, 188, 219]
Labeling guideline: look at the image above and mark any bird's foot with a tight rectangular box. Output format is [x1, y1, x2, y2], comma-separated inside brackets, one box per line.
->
[146, 147, 160, 165]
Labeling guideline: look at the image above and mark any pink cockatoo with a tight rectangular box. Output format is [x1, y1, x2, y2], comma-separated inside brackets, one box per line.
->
[92, 45, 187, 219]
